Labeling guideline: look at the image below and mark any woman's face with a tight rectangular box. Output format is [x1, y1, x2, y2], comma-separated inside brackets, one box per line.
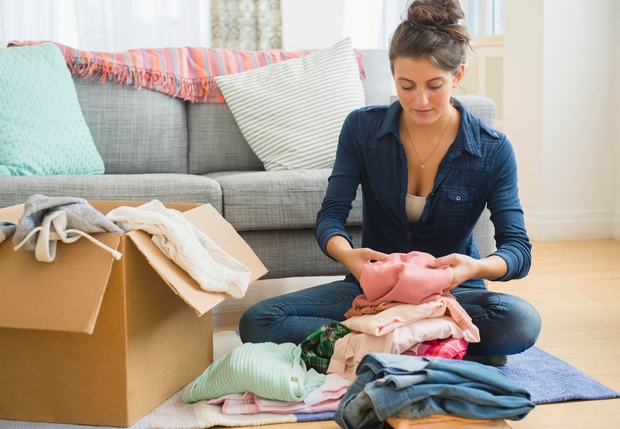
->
[393, 56, 464, 127]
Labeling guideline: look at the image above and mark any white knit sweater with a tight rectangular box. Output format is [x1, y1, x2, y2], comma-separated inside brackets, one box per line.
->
[107, 200, 251, 298]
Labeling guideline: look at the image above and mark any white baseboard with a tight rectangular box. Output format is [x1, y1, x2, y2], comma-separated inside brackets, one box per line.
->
[524, 207, 615, 242]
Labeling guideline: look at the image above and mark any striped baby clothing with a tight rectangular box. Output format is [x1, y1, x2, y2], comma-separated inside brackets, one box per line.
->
[183, 342, 325, 403]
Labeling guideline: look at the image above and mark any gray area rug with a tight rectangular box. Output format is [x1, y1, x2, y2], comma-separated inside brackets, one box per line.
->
[498, 345, 620, 404]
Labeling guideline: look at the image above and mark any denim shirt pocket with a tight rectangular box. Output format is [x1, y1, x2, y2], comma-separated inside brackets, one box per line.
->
[435, 186, 475, 229]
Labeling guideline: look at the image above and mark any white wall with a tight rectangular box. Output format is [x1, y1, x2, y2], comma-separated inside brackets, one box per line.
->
[615, 1, 620, 239]
[280, 0, 407, 51]
[504, 0, 619, 241]
[503, 0, 544, 223]
[281, 0, 346, 51]
[284, 0, 620, 241]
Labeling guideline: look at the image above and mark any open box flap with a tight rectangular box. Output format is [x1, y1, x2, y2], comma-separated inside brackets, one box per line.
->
[0, 203, 25, 223]
[127, 203, 268, 316]
[0, 231, 121, 334]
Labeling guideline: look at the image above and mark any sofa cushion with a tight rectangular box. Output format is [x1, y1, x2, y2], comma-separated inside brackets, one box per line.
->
[208, 169, 362, 231]
[454, 95, 496, 128]
[0, 43, 104, 176]
[213, 38, 365, 171]
[359, 49, 393, 106]
[0, 174, 222, 213]
[186, 48, 391, 176]
[73, 79, 189, 175]
[187, 103, 264, 175]
[239, 228, 362, 279]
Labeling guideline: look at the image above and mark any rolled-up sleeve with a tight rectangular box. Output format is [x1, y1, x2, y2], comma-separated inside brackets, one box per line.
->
[315, 110, 363, 258]
[487, 136, 532, 281]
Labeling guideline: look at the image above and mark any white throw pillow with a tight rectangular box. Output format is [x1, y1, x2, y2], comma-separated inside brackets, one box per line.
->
[214, 38, 366, 171]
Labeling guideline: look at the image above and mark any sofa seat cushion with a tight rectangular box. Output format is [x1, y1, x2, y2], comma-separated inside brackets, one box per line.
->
[208, 169, 362, 231]
[0, 174, 223, 213]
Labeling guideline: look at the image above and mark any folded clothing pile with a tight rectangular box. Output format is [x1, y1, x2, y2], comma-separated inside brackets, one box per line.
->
[183, 341, 353, 415]
[302, 252, 480, 379]
[335, 352, 534, 428]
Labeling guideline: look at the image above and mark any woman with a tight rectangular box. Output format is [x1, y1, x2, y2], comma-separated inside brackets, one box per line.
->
[239, 0, 541, 364]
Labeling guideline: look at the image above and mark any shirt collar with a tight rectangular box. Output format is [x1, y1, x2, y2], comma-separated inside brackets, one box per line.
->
[375, 98, 487, 158]
[375, 101, 402, 140]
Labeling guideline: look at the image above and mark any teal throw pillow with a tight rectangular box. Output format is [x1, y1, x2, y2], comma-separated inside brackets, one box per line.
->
[0, 43, 104, 176]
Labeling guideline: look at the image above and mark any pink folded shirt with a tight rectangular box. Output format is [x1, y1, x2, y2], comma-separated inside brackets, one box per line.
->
[405, 337, 469, 360]
[327, 316, 480, 379]
[206, 373, 351, 415]
[354, 251, 453, 307]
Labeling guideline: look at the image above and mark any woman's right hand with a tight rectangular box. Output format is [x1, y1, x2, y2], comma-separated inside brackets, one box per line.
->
[340, 248, 390, 281]
[326, 235, 389, 281]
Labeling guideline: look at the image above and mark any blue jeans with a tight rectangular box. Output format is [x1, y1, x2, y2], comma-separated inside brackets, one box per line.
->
[238, 279, 541, 356]
[335, 353, 535, 429]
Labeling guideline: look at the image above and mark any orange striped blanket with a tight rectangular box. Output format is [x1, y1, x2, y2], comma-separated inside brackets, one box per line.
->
[8, 40, 366, 103]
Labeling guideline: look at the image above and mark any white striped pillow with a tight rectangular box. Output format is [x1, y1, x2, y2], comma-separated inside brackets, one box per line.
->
[214, 38, 366, 171]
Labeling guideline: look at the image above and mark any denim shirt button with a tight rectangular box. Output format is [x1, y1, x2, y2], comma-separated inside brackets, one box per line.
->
[456, 195, 461, 201]
[407, 232, 411, 237]
[421, 218, 426, 222]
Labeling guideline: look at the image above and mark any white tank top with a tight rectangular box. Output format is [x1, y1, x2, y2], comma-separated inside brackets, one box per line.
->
[406, 194, 426, 223]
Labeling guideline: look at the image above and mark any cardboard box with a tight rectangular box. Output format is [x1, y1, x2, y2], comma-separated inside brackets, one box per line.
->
[0, 201, 267, 427]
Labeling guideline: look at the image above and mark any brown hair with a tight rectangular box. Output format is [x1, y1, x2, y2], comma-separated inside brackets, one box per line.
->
[389, 0, 471, 74]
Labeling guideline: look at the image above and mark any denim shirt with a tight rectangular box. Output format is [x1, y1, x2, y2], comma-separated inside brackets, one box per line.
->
[315, 99, 531, 288]
[334, 353, 534, 429]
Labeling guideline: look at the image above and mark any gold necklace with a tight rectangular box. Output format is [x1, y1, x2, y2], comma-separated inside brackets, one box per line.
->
[403, 107, 453, 169]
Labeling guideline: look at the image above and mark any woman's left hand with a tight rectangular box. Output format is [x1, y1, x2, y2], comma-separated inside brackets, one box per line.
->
[428, 253, 479, 290]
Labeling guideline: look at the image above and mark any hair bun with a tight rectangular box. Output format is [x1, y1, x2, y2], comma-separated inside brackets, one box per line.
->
[405, 0, 469, 44]
[407, 0, 464, 31]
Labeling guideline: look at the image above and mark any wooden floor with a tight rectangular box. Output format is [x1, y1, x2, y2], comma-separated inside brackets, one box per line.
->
[212, 239, 620, 429]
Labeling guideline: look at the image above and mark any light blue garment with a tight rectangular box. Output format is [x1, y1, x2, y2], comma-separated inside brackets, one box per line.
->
[13, 194, 124, 253]
[335, 353, 534, 429]
[0, 221, 16, 243]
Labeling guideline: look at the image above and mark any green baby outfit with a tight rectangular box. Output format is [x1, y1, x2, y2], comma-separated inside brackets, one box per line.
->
[183, 342, 325, 403]
[300, 322, 351, 374]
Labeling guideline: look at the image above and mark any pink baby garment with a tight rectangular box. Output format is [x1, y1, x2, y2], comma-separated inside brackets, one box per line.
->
[341, 301, 448, 336]
[327, 316, 480, 379]
[406, 337, 469, 360]
[207, 374, 351, 415]
[354, 251, 453, 307]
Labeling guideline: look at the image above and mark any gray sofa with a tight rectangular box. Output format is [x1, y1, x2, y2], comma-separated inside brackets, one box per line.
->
[0, 49, 496, 279]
